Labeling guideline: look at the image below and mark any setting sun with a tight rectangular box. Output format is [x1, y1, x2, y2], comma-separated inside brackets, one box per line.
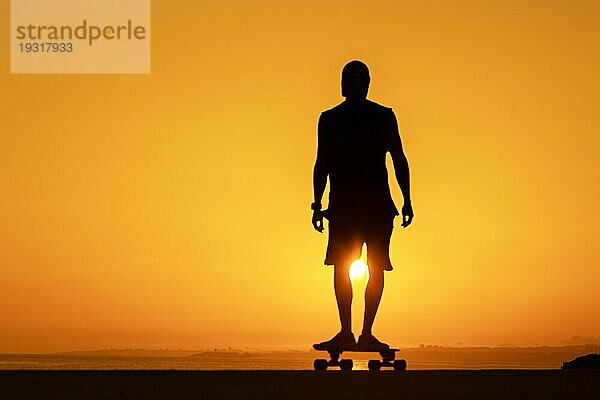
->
[349, 260, 369, 281]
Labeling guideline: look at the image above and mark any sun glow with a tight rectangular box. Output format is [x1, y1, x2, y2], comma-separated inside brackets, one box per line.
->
[349, 260, 369, 281]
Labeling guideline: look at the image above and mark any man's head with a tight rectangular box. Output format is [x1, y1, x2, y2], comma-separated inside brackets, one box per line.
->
[341, 60, 370, 99]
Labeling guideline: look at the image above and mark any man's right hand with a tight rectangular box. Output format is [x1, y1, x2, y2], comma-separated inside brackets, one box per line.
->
[312, 210, 324, 233]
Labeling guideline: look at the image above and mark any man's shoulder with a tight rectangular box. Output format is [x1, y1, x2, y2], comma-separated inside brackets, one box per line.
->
[318, 105, 339, 126]
[321, 99, 393, 116]
[365, 99, 393, 112]
[321, 102, 344, 116]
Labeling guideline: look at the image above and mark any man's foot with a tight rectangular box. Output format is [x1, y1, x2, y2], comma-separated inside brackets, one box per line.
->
[313, 331, 356, 350]
[356, 333, 390, 351]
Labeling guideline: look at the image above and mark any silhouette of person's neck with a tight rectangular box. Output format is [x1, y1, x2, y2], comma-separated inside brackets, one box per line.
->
[344, 96, 367, 104]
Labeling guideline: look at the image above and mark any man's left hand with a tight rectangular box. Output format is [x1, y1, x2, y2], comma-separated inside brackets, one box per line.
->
[401, 203, 414, 228]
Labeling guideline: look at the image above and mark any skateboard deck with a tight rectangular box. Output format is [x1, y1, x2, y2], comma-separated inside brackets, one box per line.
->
[312, 343, 407, 371]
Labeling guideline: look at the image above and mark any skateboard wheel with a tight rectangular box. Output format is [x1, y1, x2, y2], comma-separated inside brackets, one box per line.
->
[339, 359, 353, 371]
[393, 359, 407, 371]
[368, 360, 381, 371]
[314, 359, 328, 371]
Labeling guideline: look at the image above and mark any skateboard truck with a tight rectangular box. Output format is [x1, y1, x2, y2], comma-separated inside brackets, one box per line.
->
[314, 349, 353, 371]
[313, 347, 407, 371]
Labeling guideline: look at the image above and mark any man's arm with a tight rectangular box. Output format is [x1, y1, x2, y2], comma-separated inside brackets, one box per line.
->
[388, 109, 414, 227]
[312, 113, 328, 232]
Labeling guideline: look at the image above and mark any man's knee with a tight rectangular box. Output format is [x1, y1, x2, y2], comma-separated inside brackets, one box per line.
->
[334, 264, 349, 276]
[368, 266, 385, 280]
[333, 257, 353, 270]
[333, 260, 353, 281]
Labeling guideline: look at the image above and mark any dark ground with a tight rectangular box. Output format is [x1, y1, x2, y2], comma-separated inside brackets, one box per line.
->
[1, 370, 599, 400]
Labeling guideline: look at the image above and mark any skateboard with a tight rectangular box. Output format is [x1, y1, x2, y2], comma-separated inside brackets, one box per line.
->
[312, 344, 407, 371]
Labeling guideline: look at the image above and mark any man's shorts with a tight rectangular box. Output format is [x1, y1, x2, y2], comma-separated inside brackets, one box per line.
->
[324, 215, 395, 271]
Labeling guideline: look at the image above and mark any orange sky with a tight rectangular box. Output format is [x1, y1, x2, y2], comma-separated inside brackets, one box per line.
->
[1, 0, 599, 352]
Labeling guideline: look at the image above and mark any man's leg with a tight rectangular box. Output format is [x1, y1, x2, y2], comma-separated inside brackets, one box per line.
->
[357, 219, 393, 350]
[334, 260, 353, 333]
[314, 258, 356, 349]
[314, 221, 358, 349]
[357, 265, 389, 349]
[362, 266, 384, 335]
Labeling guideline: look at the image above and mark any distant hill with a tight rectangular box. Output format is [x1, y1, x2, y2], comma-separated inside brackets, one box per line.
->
[399, 344, 600, 367]
[56, 349, 199, 357]
[51, 344, 600, 369]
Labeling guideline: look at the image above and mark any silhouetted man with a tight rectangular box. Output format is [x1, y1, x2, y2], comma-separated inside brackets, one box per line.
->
[312, 60, 413, 351]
